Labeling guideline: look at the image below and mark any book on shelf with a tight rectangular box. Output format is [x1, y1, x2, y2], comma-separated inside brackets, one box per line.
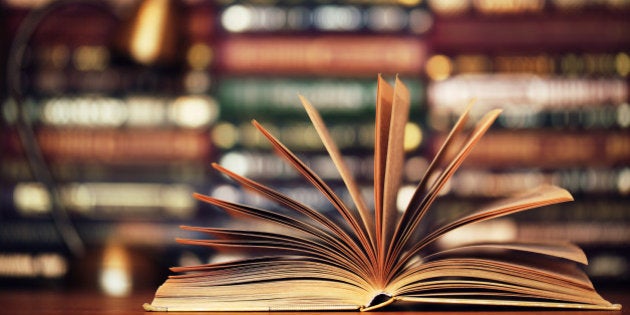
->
[144, 76, 620, 311]
[3, 181, 197, 220]
[430, 130, 630, 168]
[434, 218, 630, 248]
[217, 4, 432, 34]
[426, 52, 626, 77]
[216, 76, 424, 119]
[6, 128, 211, 163]
[0, 159, 208, 183]
[431, 12, 630, 50]
[216, 35, 426, 76]
[427, 74, 628, 111]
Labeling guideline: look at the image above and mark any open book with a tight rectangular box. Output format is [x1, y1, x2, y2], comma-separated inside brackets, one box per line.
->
[144, 76, 620, 312]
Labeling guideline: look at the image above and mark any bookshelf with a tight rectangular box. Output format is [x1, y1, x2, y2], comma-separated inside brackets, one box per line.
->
[1, 0, 628, 295]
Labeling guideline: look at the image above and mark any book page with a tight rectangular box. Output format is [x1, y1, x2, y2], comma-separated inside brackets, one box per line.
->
[299, 95, 375, 251]
[380, 76, 410, 268]
[192, 178, 373, 276]
[208, 163, 363, 261]
[424, 242, 588, 265]
[389, 257, 613, 308]
[176, 226, 370, 277]
[398, 184, 573, 266]
[385, 108, 502, 274]
[383, 101, 472, 274]
[148, 257, 372, 311]
[410, 100, 474, 195]
[373, 74, 394, 273]
[250, 120, 377, 266]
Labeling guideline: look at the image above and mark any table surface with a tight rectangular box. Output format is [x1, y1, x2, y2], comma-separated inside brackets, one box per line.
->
[0, 288, 627, 315]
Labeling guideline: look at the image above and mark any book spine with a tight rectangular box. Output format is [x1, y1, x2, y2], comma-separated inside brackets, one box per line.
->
[2, 94, 218, 129]
[214, 151, 377, 182]
[1, 182, 200, 221]
[216, 35, 427, 76]
[6, 129, 212, 163]
[0, 251, 69, 280]
[430, 130, 630, 168]
[432, 168, 629, 198]
[216, 4, 433, 35]
[0, 220, 187, 248]
[430, 104, 629, 130]
[427, 75, 628, 112]
[516, 222, 630, 246]
[430, 198, 630, 223]
[216, 76, 425, 119]
[426, 52, 628, 77]
[0, 159, 208, 183]
[428, 0, 630, 15]
[212, 119, 425, 153]
[431, 12, 630, 51]
[435, 218, 630, 247]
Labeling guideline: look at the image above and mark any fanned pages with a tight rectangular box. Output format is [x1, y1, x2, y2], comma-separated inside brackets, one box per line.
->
[299, 94, 375, 252]
[144, 77, 620, 312]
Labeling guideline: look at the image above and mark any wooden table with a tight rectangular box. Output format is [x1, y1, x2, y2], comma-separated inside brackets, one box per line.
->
[0, 289, 627, 315]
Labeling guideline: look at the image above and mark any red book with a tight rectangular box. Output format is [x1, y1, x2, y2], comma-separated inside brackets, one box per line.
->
[216, 35, 426, 76]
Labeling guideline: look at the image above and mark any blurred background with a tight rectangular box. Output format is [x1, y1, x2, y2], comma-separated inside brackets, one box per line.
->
[0, 0, 628, 297]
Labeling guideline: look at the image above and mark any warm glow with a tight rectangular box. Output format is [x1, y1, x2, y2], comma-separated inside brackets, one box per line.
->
[396, 185, 416, 213]
[130, 0, 168, 65]
[211, 184, 241, 204]
[404, 122, 423, 151]
[99, 244, 131, 296]
[212, 122, 239, 149]
[397, 0, 422, 5]
[0, 253, 67, 278]
[72, 45, 109, 71]
[126, 96, 166, 126]
[618, 168, 630, 195]
[456, 54, 492, 74]
[219, 152, 250, 176]
[428, 0, 471, 15]
[42, 96, 127, 127]
[64, 183, 195, 217]
[14, 183, 51, 215]
[426, 55, 453, 81]
[221, 5, 288, 32]
[618, 103, 630, 128]
[617, 52, 630, 77]
[473, 0, 545, 14]
[439, 219, 518, 247]
[221, 5, 252, 32]
[170, 95, 218, 128]
[187, 43, 213, 70]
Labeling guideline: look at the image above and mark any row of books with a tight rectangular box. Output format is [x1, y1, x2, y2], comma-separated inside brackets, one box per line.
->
[2, 163, 628, 218]
[426, 52, 629, 77]
[10, 120, 627, 167]
[14, 74, 629, 126]
[1, 184, 628, 248]
[22, 43, 630, 92]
